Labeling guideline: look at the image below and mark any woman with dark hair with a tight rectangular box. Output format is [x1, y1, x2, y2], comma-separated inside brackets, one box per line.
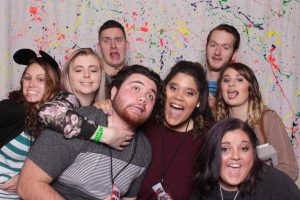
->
[191, 118, 300, 200]
[0, 49, 61, 199]
[215, 62, 298, 180]
[137, 61, 214, 199]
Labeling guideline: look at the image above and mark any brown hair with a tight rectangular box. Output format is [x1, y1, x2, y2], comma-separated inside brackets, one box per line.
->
[206, 24, 240, 52]
[215, 63, 264, 127]
[9, 57, 61, 137]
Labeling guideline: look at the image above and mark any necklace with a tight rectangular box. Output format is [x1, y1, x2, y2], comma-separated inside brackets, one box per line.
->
[219, 183, 239, 200]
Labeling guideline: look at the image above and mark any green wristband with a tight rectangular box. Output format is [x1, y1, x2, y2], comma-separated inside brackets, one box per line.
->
[93, 126, 104, 142]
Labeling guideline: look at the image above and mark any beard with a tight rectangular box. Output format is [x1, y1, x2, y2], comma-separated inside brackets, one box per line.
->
[112, 93, 146, 127]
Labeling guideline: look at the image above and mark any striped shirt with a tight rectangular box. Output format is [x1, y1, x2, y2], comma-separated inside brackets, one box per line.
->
[0, 132, 34, 199]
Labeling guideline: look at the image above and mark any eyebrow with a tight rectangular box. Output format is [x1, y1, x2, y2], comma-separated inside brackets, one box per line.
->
[221, 141, 250, 144]
[24, 72, 45, 76]
[73, 65, 99, 68]
[102, 36, 124, 39]
[209, 40, 232, 46]
[129, 80, 157, 95]
[168, 82, 198, 92]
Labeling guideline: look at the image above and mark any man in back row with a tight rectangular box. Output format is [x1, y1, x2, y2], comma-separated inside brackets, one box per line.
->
[205, 24, 240, 112]
[97, 20, 129, 99]
[17, 65, 162, 200]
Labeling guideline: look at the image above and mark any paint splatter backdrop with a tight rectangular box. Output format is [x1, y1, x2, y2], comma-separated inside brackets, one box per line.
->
[0, 0, 299, 185]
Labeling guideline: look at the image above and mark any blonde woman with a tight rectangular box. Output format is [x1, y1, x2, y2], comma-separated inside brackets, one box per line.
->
[38, 48, 133, 150]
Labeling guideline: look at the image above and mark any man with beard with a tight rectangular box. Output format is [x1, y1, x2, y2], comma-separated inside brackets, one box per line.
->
[17, 65, 162, 200]
[97, 20, 129, 100]
[205, 24, 240, 112]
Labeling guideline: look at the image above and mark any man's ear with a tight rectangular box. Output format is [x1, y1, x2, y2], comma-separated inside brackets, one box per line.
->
[125, 41, 129, 50]
[110, 86, 117, 100]
[231, 51, 238, 62]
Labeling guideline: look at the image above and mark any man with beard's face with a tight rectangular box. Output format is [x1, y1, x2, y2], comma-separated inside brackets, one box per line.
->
[18, 65, 162, 200]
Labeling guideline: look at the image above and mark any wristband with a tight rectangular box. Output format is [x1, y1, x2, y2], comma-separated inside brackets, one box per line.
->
[93, 126, 104, 142]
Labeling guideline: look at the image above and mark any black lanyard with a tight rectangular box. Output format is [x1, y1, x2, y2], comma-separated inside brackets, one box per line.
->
[109, 133, 137, 185]
[160, 118, 190, 182]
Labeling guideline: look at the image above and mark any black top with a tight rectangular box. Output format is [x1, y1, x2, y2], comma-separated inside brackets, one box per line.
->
[0, 99, 25, 148]
[191, 165, 300, 200]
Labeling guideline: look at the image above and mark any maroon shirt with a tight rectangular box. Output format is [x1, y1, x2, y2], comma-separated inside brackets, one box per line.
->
[138, 121, 206, 200]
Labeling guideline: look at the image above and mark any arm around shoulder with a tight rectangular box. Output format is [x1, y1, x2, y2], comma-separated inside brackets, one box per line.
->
[17, 158, 65, 200]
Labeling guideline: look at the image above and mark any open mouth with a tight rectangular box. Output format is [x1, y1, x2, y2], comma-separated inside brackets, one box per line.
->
[110, 52, 120, 60]
[170, 103, 184, 110]
[229, 163, 241, 168]
[27, 90, 39, 95]
[227, 90, 238, 99]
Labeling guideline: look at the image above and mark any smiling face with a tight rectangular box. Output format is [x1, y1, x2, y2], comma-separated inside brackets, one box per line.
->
[164, 72, 199, 131]
[220, 68, 250, 109]
[98, 27, 128, 75]
[111, 73, 157, 128]
[68, 54, 101, 99]
[206, 30, 236, 72]
[22, 63, 46, 107]
[220, 129, 254, 191]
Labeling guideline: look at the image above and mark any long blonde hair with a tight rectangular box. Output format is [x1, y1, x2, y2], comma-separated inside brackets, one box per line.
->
[215, 63, 264, 128]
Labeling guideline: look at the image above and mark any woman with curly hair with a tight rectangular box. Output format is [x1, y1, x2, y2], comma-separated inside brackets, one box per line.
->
[137, 61, 214, 199]
[215, 62, 298, 180]
[0, 49, 61, 199]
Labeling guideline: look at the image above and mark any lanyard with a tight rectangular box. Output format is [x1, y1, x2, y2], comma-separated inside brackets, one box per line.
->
[109, 133, 137, 185]
[160, 118, 190, 182]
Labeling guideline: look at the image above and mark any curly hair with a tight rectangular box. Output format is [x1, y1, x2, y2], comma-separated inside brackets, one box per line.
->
[157, 61, 213, 137]
[9, 57, 60, 137]
[215, 63, 264, 128]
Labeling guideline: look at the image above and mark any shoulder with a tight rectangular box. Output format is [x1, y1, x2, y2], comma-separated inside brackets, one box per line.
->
[53, 92, 80, 107]
[135, 129, 152, 162]
[75, 106, 106, 125]
[261, 108, 278, 119]
[258, 165, 300, 196]
[0, 99, 23, 110]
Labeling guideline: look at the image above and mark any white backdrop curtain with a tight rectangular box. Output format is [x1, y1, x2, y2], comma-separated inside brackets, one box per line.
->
[0, 0, 299, 186]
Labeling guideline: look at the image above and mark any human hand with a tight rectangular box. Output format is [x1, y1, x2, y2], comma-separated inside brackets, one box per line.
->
[101, 115, 134, 150]
[93, 99, 112, 114]
[0, 174, 19, 192]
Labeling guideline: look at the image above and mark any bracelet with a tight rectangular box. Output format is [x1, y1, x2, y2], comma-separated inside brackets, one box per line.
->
[93, 126, 104, 142]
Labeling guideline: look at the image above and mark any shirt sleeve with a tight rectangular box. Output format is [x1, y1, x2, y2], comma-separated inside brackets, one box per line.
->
[27, 129, 84, 179]
[38, 92, 97, 139]
[263, 110, 298, 181]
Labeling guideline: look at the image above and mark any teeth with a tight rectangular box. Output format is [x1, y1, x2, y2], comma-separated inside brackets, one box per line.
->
[27, 91, 38, 94]
[229, 164, 241, 168]
[170, 103, 183, 109]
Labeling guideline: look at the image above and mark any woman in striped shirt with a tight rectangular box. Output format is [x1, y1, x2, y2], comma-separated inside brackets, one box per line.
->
[0, 49, 60, 199]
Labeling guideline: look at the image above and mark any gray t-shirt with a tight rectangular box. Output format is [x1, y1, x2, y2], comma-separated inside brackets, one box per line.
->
[28, 106, 151, 200]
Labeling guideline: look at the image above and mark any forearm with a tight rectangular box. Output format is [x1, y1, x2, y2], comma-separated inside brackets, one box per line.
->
[18, 181, 64, 200]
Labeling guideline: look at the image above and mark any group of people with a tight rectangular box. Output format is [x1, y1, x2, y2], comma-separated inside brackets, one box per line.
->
[0, 19, 299, 200]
